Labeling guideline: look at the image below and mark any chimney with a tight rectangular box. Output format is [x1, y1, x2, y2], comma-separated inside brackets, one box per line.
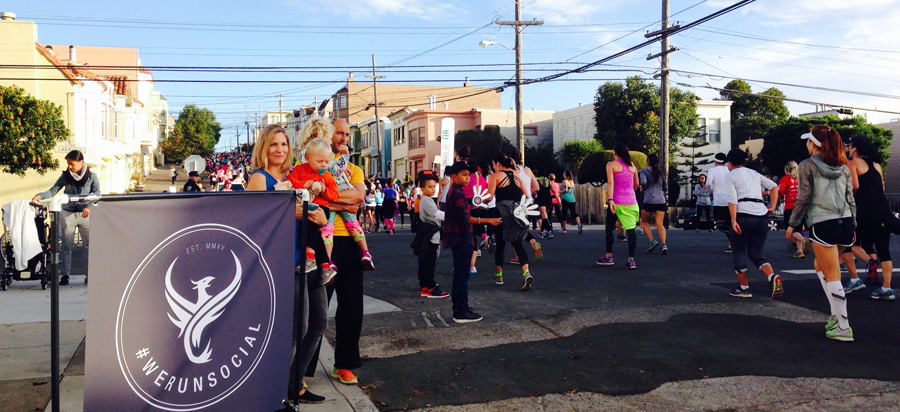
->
[578, 103, 582, 107]
[443, 102, 449, 110]
[347, 72, 354, 83]
[69, 45, 76, 62]
[464, 77, 471, 87]
[0, 12, 16, 21]
[44, 45, 54, 56]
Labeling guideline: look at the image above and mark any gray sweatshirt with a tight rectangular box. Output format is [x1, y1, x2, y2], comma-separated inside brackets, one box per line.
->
[789, 154, 855, 228]
[419, 196, 443, 244]
[639, 167, 668, 205]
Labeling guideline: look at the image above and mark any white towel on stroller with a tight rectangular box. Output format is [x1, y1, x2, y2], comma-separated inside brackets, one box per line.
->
[2, 201, 43, 271]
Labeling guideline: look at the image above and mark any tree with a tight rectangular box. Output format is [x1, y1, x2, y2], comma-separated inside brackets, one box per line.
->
[524, 142, 563, 178]
[556, 140, 603, 180]
[718, 79, 790, 148]
[679, 140, 714, 193]
[577, 151, 648, 185]
[163, 104, 221, 160]
[0, 85, 69, 176]
[594, 76, 699, 159]
[454, 129, 515, 165]
[757, 114, 893, 177]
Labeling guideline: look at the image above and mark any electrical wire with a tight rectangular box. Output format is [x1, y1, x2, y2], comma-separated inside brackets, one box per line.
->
[675, 82, 900, 115]
[669, 69, 900, 100]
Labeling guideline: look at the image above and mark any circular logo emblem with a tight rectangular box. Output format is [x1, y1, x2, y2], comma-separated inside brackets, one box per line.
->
[115, 224, 276, 411]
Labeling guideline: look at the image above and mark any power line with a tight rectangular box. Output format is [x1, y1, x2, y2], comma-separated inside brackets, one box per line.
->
[521, 0, 756, 87]
[692, 27, 900, 54]
[669, 69, 900, 100]
[675, 82, 900, 115]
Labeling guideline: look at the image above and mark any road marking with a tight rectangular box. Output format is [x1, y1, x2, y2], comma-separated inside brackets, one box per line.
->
[420, 312, 434, 328]
[782, 269, 900, 274]
[433, 311, 450, 327]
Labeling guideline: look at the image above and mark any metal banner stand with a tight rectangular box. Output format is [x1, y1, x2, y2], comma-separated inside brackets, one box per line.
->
[43, 190, 306, 412]
[287, 189, 309, 411]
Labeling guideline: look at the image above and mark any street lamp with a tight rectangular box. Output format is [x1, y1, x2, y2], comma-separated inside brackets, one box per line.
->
[479, 39, 524, 157]
[479, 40, 513, 50]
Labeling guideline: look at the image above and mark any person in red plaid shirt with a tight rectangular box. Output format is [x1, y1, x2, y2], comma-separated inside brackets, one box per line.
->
[442, 162, 501, 323]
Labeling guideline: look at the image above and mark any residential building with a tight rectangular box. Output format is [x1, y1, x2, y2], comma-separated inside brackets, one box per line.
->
[552, 103, 595, 153]
[357, 116, 392, 177]
[474, 108, 555, 148]
[388, 107, 414, 180]
[329, 75, 501, 125]
[403, 110, 479, 177]
[284, 106, 316, 152]
[879, 119, 900, 193]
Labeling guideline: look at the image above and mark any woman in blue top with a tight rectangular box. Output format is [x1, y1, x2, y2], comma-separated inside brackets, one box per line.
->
[381, 184, 398, 234]
[247, 125, 328, 405]
[374, 187, 384, 233]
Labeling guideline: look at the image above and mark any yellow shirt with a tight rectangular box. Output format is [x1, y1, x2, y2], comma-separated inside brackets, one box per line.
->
[332, 161, 364, 237]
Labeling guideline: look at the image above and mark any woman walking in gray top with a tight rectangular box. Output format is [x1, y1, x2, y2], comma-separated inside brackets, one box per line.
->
[787, 125, 856, 341]
[639, 154, 669, 254]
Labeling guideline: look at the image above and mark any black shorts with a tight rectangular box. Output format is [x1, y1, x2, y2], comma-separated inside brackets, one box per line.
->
[713, 206, 731, 223]
[642, 203, 667, 213]
[809, 218, 855, 248]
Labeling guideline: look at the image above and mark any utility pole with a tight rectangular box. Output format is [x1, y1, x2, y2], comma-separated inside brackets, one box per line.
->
[245, 105, 250, 153]
[646, 0, 677, 181]
[278, 94, 284, 126]
[365, 54, 385, 177]
[497, 0, 543, 163]
[235, 119, 240, 152]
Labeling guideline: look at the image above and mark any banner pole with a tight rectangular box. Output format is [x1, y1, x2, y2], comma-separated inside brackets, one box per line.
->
[291, 190, 310, 409]
[49, 208, 61, 412]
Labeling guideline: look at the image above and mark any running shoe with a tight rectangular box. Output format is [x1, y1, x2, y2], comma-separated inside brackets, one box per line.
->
[510, 256, 521, 265]
[844, 278, 866, 293]
[59, 275, 69, 286]
[493, 273, 504, 285]
[729, 287, 752, 298]
[865, 259, 879, 283]
[533, 242, 543, 262]
[724, 245, 733, 253]
[476, 250, 482, 257]
[320, 263, 337, 286]
[647, 240, 659, 253]
[469, 267, 478, 275]
[825, 326, 854, 342]
[871, 288, 896, 301]
[331, 368, 358, 384]
[825, 315, 839, 331]
[839, 263, 846, 271]
[626, 258, 636, 270]
[479, 238, 488, 250]
[792, 251, 805, 258]
[546, 231, 554, 239]
[487, 236, 496, 253]
[597, 256, 614, 266]
[422, 286, 449, 299]
[560, 229, 567, 235]
[708, 229, 714, 234]
[660, 245, 668, 255]
[539, 231, 548, 239]
[453, 309, 484, 324]
[769, 274, 784, 299]
[304, 257, 317, 274]
[361, 252, 375, 271]
[521, 271, 533, 291]
[287, 389, 325, 405]
[578, 224, 584, 235]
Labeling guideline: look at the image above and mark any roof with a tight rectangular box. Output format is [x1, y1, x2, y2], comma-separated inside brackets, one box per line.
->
[103, 75, 143, 106]
[34, 42, 83, 86]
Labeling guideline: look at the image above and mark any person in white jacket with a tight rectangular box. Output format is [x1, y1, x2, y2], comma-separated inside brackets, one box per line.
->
[706, 152, 732, 252]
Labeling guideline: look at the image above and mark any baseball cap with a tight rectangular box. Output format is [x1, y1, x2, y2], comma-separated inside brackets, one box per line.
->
[725, 149, 747, 166]
[714, 153, 727, 163]
[448, 161, 477, 176]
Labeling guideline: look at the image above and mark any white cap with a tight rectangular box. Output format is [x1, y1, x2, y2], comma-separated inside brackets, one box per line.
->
[801, 132, 821, 147]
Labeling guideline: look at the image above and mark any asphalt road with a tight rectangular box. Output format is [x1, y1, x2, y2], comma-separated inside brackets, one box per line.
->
[346, 225, 900, 411]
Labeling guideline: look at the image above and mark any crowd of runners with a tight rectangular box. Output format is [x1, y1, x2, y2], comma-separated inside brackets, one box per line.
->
[205, 117, 900, 404]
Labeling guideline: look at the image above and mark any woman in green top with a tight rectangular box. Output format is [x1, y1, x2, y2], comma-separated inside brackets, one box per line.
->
[559, 170, 583, 234]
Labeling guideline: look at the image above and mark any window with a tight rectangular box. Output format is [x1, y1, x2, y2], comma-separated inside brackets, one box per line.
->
[524, 126, 537, 136]
[394, 125, 406, 146]
[418, 127, 425, 146]
[708, 118, 721, 143]
[695, 118, 707, 142]
[409, 128, 419, 149]
[338, 95, 347, 108]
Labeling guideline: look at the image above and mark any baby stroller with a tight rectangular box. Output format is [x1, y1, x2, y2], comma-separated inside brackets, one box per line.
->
[1, 201, 51, 291]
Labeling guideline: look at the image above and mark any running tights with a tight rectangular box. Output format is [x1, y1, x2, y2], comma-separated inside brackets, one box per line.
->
[605, 210, 636, 257]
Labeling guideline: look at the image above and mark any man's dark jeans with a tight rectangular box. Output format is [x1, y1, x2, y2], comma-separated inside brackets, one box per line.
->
[450, 243, 474, 315]
[732, 213, 770, 273]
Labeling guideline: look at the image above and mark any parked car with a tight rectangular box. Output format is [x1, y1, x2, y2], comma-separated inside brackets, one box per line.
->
[673, 210, 782, 231]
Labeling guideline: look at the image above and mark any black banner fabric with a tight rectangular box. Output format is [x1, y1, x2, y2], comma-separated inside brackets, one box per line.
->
[84, 193, 295, 411]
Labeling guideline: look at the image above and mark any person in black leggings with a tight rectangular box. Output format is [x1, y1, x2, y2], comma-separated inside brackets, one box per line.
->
[487, 153, 534, 291]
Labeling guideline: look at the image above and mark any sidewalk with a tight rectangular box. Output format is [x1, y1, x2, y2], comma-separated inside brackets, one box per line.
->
[0, 275, 387, 412]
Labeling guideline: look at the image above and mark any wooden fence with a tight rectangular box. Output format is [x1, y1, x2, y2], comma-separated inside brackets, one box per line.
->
[573, 184, 607, 225]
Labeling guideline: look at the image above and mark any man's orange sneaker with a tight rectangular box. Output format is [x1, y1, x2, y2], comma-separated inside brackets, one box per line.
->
[331, 368, 358, 384]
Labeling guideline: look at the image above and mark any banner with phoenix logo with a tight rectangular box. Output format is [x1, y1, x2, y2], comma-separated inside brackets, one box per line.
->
[84, 192, 296, 411]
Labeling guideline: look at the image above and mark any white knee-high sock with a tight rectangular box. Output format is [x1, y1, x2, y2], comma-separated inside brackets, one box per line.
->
[817, 272, 834, 316]
[826, 281, 850, 329]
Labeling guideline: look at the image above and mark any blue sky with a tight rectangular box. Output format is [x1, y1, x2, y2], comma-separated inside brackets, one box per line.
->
[10, 0, 900, 150]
